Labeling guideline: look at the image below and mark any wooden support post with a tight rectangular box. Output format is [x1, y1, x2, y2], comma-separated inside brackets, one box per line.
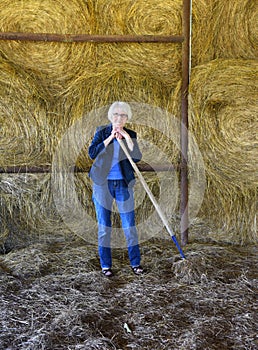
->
[180, 0, 191, 246]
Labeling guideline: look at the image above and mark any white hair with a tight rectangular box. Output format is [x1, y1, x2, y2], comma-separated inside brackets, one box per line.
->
[107, 101, 132, 121]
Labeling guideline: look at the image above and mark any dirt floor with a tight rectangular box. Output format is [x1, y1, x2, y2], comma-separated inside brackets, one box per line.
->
[0, 235, 257, 350]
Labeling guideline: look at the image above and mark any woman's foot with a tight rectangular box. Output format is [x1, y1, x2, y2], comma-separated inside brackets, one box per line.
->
[131, 265, 144, 275]
[102, 268, 114, 277]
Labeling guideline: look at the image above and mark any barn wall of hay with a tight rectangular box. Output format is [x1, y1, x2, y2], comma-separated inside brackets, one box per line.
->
[0, 0, 257, 250]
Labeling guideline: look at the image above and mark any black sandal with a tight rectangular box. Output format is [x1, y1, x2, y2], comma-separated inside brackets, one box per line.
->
[102, 268, 114, 277]
[131, 266, 144, 275]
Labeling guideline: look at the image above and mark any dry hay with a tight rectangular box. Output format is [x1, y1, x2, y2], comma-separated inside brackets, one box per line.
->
[93, 0, 183, 88]
[0, 172, 72, 250]
[210, 0, 257, 60]
[192, 0, 258, 65]
[0, 0, 256, 101]
[62, 64, 174, 113]
[0, 0, 257, 247]
[0, 56, 80, 169]
[0, 0, 214, 100]
[0, 58, 68, 248]
[189, 59, 257, 188]
[0, 93, 181, 250]
[91, 0, 212, 88]
[0, 237, 257, 349]
[0, 58, 53, 167]
[0, 72, 69, 246]
[0, 0, 96, 98]
[172, 59, 258, 243]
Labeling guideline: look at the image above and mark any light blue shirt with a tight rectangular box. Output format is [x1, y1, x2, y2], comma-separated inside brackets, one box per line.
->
[107, 139, 123, 180]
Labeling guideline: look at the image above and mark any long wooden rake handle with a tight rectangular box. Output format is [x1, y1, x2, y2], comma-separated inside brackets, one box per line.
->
[118, 139, 186, 259]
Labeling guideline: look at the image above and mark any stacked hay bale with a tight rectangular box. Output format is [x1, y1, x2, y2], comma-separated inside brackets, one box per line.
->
[0, 57, 68, 250]
[188, 59, 257, 243]
[0, 0, 257, 249]
[192, 0, 258, 65]
[0, 59, 53, 168]
[189, 0, 257, 243]
[0, 0, 184, 248]
[0, 0, 96, 99]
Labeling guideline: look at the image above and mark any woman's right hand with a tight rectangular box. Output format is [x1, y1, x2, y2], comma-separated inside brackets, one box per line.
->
[104, 129, 118, 147]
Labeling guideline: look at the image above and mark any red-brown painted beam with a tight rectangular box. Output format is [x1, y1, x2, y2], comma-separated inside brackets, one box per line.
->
[0, 32, 184, 43]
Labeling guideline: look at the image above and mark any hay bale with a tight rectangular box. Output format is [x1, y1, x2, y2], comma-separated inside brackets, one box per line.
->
[192, 0, 258, 65]
[64, 65, 174, 114]
[189, 59, 258, 189]
[181, 59, 257, 243]
[0, 0, 256, 98]
[0, 58, 77, 246]
[0, 0, 95, 98]
[191, 0, 213, 66]
[0, 0, 213, 97]
[93, 0, 183, 87]
[210, 0, 257, 60]
[0, 57, 180, 247]
[0, 58, 52, 167]
[94, 0, 212, 87]
[0, 0, 256, 246]
[0, 173, 52, 243]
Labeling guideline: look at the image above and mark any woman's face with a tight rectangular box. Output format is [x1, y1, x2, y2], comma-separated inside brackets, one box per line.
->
[111, 107, 128, 128]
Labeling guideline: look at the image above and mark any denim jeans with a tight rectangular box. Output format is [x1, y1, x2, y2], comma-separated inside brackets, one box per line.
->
[93, 180, 141, 269]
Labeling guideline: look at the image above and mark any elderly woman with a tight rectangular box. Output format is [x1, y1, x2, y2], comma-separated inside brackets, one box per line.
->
[88, 101, 144, 277]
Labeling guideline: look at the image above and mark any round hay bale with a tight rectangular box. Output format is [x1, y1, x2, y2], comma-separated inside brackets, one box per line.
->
[93, 0, 208, 87]
[48, 65, 177, 183]
[52, 64, 177, 174]
[191, 0, 214, 66]
[65, 64, 174, 116]
[0, 58, 72, 245]
[0, 0, 95, 98]
[192, 0, 258, 65]
[0, 58, 51, 167]
[0, 170, 78, 249]
[181, 59, 257, 243]
[211, 0, 258, 60]
[189, 59, 258, 189]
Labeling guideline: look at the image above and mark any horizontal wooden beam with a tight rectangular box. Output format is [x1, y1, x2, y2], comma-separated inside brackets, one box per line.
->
[0, 32, 184, 43]
[0, 163, 177, 174]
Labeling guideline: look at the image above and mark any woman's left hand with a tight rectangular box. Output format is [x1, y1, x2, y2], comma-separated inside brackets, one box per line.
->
[113, 127, 126, 140]
[118, 128, 129, 139]
[115, 128, 134, 151]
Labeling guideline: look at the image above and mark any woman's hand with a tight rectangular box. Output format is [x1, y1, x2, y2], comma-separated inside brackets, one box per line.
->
[113, 127, 124, 140]
[104, 127, 134, 151]
[103, 127, 122, 147]
[114, 127, 134, 151]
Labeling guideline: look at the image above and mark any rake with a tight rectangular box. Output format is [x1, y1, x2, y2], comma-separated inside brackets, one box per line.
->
[118, 138, 186, 259]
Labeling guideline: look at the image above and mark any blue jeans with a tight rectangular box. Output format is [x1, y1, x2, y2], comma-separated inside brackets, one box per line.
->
[93, 180, 141, 269]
